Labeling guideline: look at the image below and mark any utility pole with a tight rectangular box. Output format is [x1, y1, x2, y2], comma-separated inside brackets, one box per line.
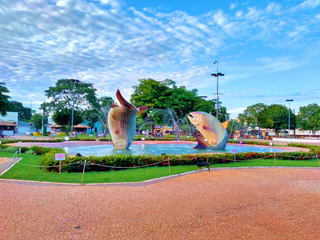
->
[70, 79, 81, 138]
[286, 99, 293, 137]
[211, 61, 225, 120]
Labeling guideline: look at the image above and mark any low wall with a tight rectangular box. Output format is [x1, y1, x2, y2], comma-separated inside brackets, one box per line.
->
[273, 138, 320, 143]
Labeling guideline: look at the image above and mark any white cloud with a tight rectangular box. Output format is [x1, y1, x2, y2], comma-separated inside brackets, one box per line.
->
[257, 56, 301, 73]
[228, 107, 246, 114]
[0, 0, 319, 112]
[230, 2, 237, 10]
[296, 0, 320, 9]
[266, 2, 282, 15]
[245, 7, 263, 21]
[213, 10, 228, 27]
[235, 10, 243, 18]
[288, 26, 308, 38]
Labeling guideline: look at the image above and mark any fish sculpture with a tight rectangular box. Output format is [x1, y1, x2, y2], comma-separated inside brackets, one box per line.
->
[108, 90, 148, 149]
[193, 132, 211, 149]
[188, 112, 229, 150]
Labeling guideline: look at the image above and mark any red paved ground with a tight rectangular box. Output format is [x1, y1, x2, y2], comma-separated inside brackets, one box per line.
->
[1, 168, 319, 239]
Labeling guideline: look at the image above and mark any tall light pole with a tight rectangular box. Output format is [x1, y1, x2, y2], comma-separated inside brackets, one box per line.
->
[70, 79, 80, 138]
[211, 61, 225, 120]
[286, 99, 293, 137]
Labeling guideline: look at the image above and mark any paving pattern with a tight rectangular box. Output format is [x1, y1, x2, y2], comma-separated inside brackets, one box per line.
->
[1, 168, 319, 239]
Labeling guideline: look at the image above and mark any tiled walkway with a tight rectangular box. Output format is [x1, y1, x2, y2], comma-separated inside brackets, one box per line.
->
[1, 168, 319, 239]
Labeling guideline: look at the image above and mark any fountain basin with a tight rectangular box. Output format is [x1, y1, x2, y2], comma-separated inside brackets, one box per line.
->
[64, 142, 286, 156]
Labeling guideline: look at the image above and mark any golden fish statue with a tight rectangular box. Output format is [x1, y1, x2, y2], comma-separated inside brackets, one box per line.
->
[108, 90, 147, 149]
[188, 112, 229, 150]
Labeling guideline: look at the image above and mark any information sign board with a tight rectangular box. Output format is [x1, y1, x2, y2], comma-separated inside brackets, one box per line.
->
[55, 153, 65, 161]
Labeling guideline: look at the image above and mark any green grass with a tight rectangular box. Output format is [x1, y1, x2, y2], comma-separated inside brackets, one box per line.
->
[0, 152, 319, 184]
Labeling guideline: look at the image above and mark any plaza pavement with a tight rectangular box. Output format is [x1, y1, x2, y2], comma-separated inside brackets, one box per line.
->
[1, 136, 319, 239]
[1, 168, 319, 239]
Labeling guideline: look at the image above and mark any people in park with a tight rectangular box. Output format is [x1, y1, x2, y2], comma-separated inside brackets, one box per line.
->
[0, 132, 7, 138]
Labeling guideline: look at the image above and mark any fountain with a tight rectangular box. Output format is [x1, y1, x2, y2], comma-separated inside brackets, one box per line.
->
[63, 90, 285, 156]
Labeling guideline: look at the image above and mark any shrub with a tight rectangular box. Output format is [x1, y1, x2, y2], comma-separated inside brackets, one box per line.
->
[31, 146, 61, 155]
[41, 148, 67, 172]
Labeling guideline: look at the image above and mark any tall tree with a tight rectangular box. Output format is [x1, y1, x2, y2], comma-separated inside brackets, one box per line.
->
[130, 78, 174, 135]
[131, 78, 229, 136]
[0, 82, 11, 116]
[297, 104, 320, 133]
[238, 103, 267, 130]
[9, 101, 32, 121]
[41, 79, 99, 128]
[259, 104, 296, 136]
[52, 110, 82, 130]
[30, 113, 48, 132]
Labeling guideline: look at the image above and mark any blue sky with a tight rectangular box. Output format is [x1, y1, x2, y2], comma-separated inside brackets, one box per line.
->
[1, 0, 320, 119]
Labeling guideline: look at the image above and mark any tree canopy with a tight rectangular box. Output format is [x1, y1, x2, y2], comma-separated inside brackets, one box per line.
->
[30, 113, 48, 132]
[238, 103, 296, 135]
[260, 104, 295, 134]
[130, 78, 228, 136]
[0, 82, 11, 116]
[297, 104, 320, 132]
[41, 79, 99, 128]
[9, 100, 32, 121]
[238, 103, 267, 129]
[52, 110, 82, 129]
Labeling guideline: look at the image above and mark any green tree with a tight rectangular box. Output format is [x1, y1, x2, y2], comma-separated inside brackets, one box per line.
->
[130, 78, 174, 135]
[259, 104, 296, 136]
[30, 113, 48, 132]
[41, 79, 99, 128]
[52, 110, 82, 131]
[9, 101, 32, 121]
[99, 96, 113, 107]
[238, 103, 267, 130]
[0, 82, 11, 116]
[167, 85, 198, 118]
[131, 78, 229, 136]
[297, 104, 320, 133]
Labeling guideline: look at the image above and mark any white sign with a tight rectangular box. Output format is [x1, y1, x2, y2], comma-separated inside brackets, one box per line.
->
[55, 153, 66, 161]
[17, 141, 21, 146]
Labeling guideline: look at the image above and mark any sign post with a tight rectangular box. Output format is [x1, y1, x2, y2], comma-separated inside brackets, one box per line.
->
[17, 141, 22, 155]
[232, 149, 237, 162]
[82, 160, 87, 182]
[55, 153, 65, 174]
[315, 154, 320, 167]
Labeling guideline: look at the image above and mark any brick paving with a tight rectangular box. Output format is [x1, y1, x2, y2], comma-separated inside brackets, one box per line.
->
[1, 168, 319, 239]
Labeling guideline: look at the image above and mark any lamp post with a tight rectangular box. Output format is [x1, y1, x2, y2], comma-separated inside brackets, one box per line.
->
[286, 99, 293, 137]
[70, 79, 80, 138]
[211, 61, 225, 120]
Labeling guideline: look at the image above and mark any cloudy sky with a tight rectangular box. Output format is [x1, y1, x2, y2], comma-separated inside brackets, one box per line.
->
[1, 0, 320, 118]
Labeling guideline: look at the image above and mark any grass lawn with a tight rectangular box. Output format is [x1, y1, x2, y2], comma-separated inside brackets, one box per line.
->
[0, 152, 319, 184]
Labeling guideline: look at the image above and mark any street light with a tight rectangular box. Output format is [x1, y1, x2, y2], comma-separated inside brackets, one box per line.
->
[211, 61, 225, 119]
[286, 99, 293, 137]
[70, 79, 81, 138]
